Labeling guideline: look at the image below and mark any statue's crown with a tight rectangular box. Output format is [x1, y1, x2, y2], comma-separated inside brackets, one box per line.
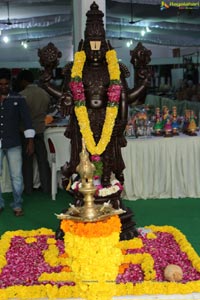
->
[84, 1, 105, 40]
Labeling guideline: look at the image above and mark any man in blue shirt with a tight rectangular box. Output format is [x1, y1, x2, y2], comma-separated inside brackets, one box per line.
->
[0, 68, 35, 216]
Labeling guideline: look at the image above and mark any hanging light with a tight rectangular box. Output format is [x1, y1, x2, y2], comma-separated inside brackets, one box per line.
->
[21, 28, 30, 49]
[141, 29, 146, 36]
[126, 40, 133, 48]
[2, 35, 10, 43]
[21, 40, 28, 48]
[146, 26, 151, 33]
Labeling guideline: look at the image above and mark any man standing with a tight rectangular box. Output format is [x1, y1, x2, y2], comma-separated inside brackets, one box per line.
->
[0, 68, 35, 216]
[17, 70, 51, 194]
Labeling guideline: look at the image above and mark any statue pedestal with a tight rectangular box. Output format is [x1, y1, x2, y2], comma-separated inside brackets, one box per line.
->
[120, 207, 138, 240]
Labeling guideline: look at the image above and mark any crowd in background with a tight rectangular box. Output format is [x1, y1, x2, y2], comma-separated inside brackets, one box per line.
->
[176, 80, 200, 102]
[0, 68, 52, 217]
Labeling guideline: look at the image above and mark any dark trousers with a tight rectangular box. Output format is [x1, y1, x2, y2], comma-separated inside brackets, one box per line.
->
[21, 133, 51, 194]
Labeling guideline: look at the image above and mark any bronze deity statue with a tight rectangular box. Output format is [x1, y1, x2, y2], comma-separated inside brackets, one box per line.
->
[38, 1, 152, 239]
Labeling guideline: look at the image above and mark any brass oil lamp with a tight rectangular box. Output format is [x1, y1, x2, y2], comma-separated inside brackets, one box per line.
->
[56, 139, 125, 222]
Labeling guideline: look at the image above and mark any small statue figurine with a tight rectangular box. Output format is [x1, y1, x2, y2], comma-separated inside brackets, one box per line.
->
[162, 106, 169, 127]
[153, 107, 162, 136]
[164, 115, 173, 137]
[132, 111, 148, 137]
[182, 109, 190, 133]
[187, 110, 197, 136]
[171, 106, 179, 135]
[125, 123, 134, 137]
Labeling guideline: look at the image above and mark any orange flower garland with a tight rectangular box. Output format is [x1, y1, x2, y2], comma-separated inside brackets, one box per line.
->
[60, 215, 121, 238]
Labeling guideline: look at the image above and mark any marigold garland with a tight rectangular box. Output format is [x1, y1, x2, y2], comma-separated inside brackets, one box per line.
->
[60, 214, 121, 237]
[62, 216, 123, 300]
[118, 237, 143, 250]
[70, 49, 121, 155]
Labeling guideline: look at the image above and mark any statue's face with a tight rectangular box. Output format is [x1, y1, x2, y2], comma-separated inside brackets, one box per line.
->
[84, 40, 106, 63]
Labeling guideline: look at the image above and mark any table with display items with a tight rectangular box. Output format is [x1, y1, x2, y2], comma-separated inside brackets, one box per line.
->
[122, 133, 200, 200]
[145, 94, 200, 119]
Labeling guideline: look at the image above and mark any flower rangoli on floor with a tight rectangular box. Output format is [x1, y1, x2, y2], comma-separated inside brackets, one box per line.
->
[0, 225, 200, 299]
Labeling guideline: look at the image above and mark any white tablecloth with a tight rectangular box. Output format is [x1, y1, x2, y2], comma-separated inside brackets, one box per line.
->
[122, 134, 200, 200]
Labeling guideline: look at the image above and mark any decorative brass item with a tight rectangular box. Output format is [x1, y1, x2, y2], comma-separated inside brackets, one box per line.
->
[56, 139, 125, 222]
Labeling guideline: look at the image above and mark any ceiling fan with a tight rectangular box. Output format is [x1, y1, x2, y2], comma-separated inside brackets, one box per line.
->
[129, 0, 142, 25]
[0, 1, 24, 26]
[118, 20, 123, 40]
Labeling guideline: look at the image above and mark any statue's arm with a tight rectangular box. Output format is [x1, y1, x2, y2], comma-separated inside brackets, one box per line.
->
[127, 82, 148, 105]
[38, 43, 64, 99]
[40, 76, 63, 99]
[128, 42, 152, 105]
[38, 43, 73, 115]
[40, 69, 73, 116]
[119, 61, 148, 109]
[127, 64, 152, 106]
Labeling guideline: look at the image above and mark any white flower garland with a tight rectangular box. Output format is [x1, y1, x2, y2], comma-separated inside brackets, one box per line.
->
[71, 179, 123, 197]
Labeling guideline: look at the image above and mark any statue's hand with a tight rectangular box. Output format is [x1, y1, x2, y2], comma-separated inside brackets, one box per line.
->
[59, 93, 74, 116]
[138, 67, 152, 87]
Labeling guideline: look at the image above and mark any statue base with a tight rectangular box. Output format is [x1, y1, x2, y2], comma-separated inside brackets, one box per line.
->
[186, 131, 197, 136]
[93, 192, 138, 240]
[152, 131, 163, 137]
[119, 207, 139, 240]
[164, 131, 173, 137]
